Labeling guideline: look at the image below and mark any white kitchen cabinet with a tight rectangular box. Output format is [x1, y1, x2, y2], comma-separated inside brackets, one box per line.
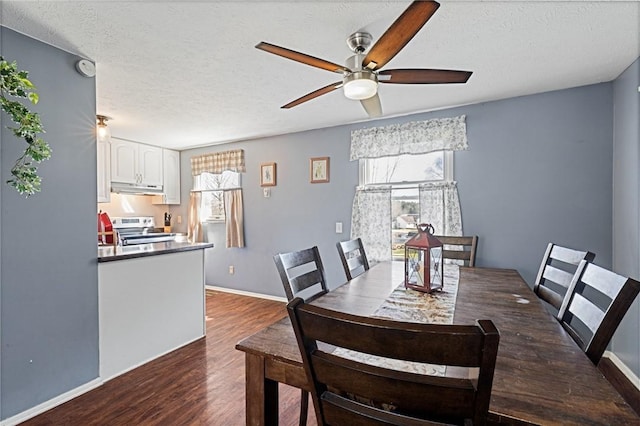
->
[110, 139, 137, 184]
[152, 148, 181, 205]
[111, 139, 163, 187]
[138, 144, 163, 186]
[97, 138, 111, 203]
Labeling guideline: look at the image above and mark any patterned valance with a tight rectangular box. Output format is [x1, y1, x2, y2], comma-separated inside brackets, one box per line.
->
[350, 115, 468, 160]
[191, 149, 245, 176]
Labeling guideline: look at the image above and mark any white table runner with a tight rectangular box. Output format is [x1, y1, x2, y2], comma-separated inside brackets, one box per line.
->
[373, 265, 459, 323]
[332, 265, 460, 375]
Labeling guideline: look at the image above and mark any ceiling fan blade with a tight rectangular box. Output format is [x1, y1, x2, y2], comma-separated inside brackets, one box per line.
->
[360, 93, 382, 118]
[256, 42, 350, 74]
[281, 81, 343, 109]
[379, 69, 472, 84]
[362, 1, 440, 71]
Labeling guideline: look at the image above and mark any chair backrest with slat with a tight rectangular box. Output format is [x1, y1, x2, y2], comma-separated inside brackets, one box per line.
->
[336, 238, 370, 280]
[533, 243, 596, 311]
[557, 260, 640, 365]
[287, 298, 500, 426]
[435, 235, 479, 267]
[274, 246, 328, 302]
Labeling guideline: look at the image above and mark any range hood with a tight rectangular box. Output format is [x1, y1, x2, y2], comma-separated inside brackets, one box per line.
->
[111, 182, 164, 195]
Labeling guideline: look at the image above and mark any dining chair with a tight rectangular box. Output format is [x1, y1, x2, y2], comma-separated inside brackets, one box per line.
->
[557, 260, 640, 366]
[336, 237, 370, 280]
[287, 298, 500, 426]
[273, 246, 329, 426]
[274, 246, 329, 302]
[435, 235, 479, 267]
[533, 243, 596, 312]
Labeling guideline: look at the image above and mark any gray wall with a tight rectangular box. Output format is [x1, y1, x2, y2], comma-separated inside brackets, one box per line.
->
[0, 28, 98, 419]
[175, 82, 614, 301]
[612, 57, 640, 378]
[457, 85, 613, 278]
[180, 126, 357, 293]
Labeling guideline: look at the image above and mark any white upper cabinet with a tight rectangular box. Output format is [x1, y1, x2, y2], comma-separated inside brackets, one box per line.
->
[163, 149, 181, 204]
[110, 140, 137, 184]
[153, 149, 181, 205]
[111, 140, 163, 186]
[139, 144, 163, 186]
[97, 138, 111, 203]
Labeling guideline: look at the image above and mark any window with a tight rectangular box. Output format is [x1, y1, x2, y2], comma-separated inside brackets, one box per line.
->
[193, 171, 241, 222]
[360, 151, 453, 259]
[361, 151, 449, 184]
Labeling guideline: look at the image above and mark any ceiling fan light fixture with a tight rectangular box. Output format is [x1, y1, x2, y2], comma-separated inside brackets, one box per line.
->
[343, 72, 378, 100]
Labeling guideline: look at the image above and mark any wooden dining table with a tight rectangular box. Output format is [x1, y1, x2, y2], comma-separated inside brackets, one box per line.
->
[235, 262, 639, 425]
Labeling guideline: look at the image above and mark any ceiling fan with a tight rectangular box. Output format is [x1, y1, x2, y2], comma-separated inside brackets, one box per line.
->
[255, 0, 472, 118]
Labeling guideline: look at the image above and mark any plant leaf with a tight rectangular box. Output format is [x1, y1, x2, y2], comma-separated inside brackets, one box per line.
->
[1, 56, 48, 196]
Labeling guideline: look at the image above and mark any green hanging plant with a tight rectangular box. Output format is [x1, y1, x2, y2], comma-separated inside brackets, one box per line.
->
[0, 56, 51, 196]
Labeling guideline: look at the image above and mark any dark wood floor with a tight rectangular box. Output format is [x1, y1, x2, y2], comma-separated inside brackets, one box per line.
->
[18, 290, 639, 425]
[22, 290, 317, 425]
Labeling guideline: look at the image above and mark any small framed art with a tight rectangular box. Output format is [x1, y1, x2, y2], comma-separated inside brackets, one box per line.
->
[260, 162, 276, 187]
[310, 157, 330, 183]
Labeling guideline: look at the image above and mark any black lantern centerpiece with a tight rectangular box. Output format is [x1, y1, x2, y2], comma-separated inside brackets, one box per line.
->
[404, 223, 444, 293]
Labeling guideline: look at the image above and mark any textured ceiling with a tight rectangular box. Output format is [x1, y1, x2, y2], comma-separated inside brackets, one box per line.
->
[2, 1, 639, 150]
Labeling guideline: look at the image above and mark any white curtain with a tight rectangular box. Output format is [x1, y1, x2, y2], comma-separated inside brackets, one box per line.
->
[349, 115, 467, 261]
[190, 149, 245, 247]
[350, 186, 392, 263]
[418, 182, 463, 237]
[187, 191, 203, 243]
[224, 189, 245, 248]
[350, 115, 468, 160]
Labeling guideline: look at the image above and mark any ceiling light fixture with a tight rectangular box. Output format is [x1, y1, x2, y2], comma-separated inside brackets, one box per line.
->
[343, 71, 378, 100]
[96, 115, 112, 143]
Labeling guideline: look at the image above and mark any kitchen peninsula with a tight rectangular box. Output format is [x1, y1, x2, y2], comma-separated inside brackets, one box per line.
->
[98, 241, 213, 380]
[98, 240, 212, 262]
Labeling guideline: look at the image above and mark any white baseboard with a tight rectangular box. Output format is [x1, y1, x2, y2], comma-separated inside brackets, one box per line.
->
[603, 350, 640, 390]
[0, 378, 102, 426]
[205, 285, 287, 302]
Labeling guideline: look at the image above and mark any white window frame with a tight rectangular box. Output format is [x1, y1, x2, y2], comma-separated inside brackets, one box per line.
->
[193, 171, 242, 223]
[358, 150, 453, 186]
[358, 151, 453, 260]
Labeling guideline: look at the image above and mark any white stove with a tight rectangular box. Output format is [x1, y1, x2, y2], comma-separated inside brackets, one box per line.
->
[111, 216, 176, 246]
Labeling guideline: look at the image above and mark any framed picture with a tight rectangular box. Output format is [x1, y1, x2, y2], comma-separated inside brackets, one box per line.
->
[260, 162, 276, 187]
[310, 157, 330, 183]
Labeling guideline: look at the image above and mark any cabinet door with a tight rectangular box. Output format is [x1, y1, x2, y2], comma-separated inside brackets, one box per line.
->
[139, 144, 163, 186]
[111, 140, 138, 184]
[162, 149, 181, 204]
[97, 138, 111, 202]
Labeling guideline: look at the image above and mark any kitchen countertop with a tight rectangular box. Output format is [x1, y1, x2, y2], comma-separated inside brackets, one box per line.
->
[98, 241, 213, 262]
